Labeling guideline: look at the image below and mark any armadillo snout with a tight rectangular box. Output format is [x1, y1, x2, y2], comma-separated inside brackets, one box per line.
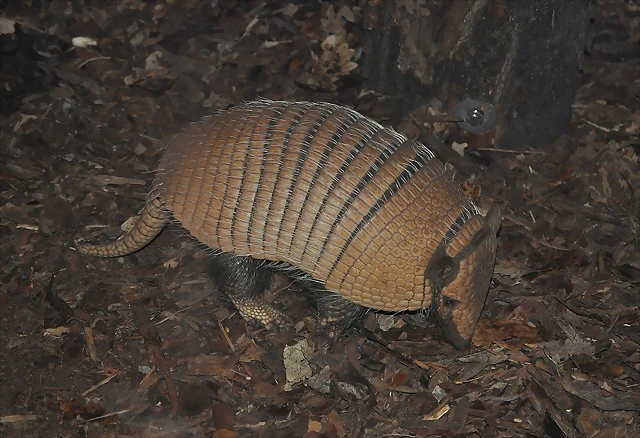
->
[430, 206, 500, 349]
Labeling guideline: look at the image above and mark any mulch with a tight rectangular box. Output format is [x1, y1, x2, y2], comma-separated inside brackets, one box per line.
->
[1, 1, 638, 437]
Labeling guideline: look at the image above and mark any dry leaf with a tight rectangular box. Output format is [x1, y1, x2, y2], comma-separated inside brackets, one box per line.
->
[72, 36, 97, 48]
[0, 18, 16, 35]
[452, 142, 468, 156]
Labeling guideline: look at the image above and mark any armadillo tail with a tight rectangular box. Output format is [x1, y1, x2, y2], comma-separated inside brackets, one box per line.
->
[77, 194, 168, 258]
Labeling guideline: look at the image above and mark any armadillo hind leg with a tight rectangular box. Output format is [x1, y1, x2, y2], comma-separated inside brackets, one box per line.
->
[77, 194, 168, 257]
[313, 290, 367, 351]
[211, 252, 290, 330]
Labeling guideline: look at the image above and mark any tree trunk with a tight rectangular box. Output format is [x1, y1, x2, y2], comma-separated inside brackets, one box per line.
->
[363, 0, 593, 151]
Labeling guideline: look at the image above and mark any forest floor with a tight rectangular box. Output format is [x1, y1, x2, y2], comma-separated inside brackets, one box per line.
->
[1, 1, 639, 437]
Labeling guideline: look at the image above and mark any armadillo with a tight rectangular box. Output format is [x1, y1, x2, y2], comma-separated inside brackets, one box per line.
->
[77, 99, 501, 349]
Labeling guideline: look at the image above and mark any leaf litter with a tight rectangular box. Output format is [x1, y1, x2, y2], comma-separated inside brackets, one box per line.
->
[0, 0, 639, 437]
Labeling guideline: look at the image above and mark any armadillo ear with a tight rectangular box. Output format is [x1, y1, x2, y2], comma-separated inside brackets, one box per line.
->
[485, 204, 502, 234]
[431, 254, 459, 286]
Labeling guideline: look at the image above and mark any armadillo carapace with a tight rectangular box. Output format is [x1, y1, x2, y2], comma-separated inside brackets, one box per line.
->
[77, 99, 501, 349]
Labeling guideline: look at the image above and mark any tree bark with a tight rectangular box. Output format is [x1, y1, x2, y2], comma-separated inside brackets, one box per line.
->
[363, 0, 593, 151]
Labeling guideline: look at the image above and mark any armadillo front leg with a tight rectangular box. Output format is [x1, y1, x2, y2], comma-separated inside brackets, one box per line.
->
[211, 252, 289, 330]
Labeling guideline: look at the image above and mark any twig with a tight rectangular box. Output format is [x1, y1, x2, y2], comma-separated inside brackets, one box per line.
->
[16, 223, 39, 231]
[553, 297, 606, 325]
[0, 415, 42, 424]
[82, 372, 120, 396]
[581, 118, 612, 132]
[2, 17, 45, 33]
[217, 319, 236, 352]
[79, 409, 131, 424]
[606, 313, 620, 334]
[475, 147, 549, 155]
[149, 306, 193, 328]
[230, 368, 251, 380]
[78, 56, 126, 68]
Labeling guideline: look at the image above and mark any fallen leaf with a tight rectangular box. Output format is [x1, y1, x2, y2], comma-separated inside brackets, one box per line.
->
[283, 339, 313, 390]
[72, 36, 97, 48]
[452, 142, 468, 156]
[0, 18, 16, 35]
[13, 114, 38, 132]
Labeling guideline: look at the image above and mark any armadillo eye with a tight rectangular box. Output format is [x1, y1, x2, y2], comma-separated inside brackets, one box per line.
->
[443, 296, 458, 307]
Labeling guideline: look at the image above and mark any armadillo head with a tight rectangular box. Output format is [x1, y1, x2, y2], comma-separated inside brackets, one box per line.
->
[425, 204, 501, 349]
